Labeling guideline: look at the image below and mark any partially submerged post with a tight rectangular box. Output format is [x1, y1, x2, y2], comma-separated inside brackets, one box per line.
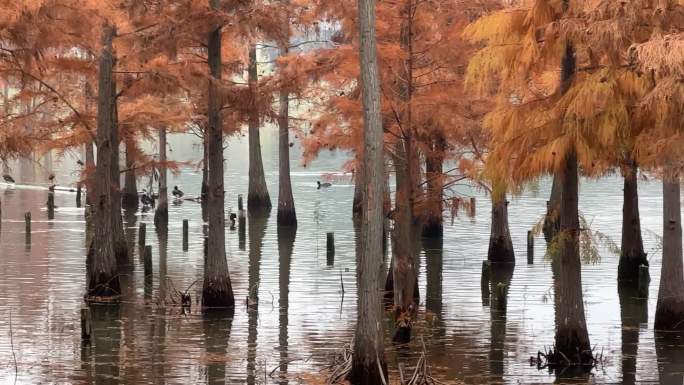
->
[182, 219, 189, 251]
[326, 232, 335, 255]
[76, 183, 82, 208]
[81, 307, 92, 341]
[527, 230, 534, 264]
[25, 211, 31, 234]
[138, 223, 146, 247]
[469, 197, 476, 217]
[47, 192, 55, 219]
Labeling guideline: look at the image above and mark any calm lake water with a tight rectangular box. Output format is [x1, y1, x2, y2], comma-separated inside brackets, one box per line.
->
[1, 128, 683, 384]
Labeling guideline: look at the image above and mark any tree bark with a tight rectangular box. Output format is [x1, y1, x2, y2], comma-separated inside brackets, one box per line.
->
[86, 24, 120, 301]
[422, 136, 444, 237]
[276, 28, 296, 226]
[155, 127, 168, 228]
[554, 149, 592, 364]
[110, 74, 128, 263]
[543, 169, 562, 242]
[487, 195, 515, 264]
[203, 1, 235, 309]
[654, 173, 684, 330]
[122, 137, 138, 209]
[353, 161, 364, 217]
[247, 45, 272, 213]
[391, 142, 417, 344]
[618, 161, 647, 284]
[349, 0, 388, 381]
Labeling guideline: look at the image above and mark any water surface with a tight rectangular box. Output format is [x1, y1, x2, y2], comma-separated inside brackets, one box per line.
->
[0, 130, 681, 384]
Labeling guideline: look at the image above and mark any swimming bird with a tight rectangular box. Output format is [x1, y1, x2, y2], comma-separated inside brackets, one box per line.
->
[3, 174, 15, 183]
[317, 181, 332, 189]
[76, 159, 84, 166]
[229, 213, 237, 230]
[140, 189, 152, 206]
[172, 186, 184, 199]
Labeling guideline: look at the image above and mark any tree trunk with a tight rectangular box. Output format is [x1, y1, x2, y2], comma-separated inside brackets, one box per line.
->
[203, 2, 235, 309]
[247, 45, 272, 213]
[155, 127, 168, 228]
[554, 149, 592, 364]
[121, 138, 138, 209]
[654, 174, 684, 330]
[391, 142, 416, 344]
[353, 161, 364, 217]
[109, 75, 127, 263]
[618, 161, 647, 284]
[543, 171, 562, 242]
[544, 40, 576, 244]
[422, 136, 444, 238]
[487, 194, 514, 264]
[349, 0, 388, 381]
[276, 41, 296, 226]
[86, 24, 120, 301]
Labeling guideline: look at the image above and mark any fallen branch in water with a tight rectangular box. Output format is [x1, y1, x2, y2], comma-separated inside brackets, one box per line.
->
[402, 337, 443, 385]
[326, 343, 353, 384]
[268, 355, 313, 377]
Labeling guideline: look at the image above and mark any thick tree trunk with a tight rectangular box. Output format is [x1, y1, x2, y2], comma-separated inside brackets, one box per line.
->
[487, 195, 515, 264]
[154, 127, 168, 228]
[86, 25, 120, 301]
[349, 0, 388, 381]
[109, 76, 127, 263]
[247, 45, 272, 213]
[276, 82, 296, 225]
[554, 150, 592, 364]
[618, 161, 647, 284]
[654, 174, 684, 330]
[391, 142, 417, 344]
[121, 138, 138, 209]
[422, 137, 444, 237]
[203, 4, 235, 308]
